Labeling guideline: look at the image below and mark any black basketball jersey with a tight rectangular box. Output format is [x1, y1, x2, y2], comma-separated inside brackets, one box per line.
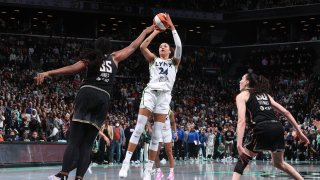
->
[246, 92, 278, 127]
[82, 54, 118, 93]
[225, 130, 234, 141]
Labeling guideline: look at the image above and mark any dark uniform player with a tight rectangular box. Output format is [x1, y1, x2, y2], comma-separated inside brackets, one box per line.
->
[35, 25, 154, 180]
[232, 73, 309, 180]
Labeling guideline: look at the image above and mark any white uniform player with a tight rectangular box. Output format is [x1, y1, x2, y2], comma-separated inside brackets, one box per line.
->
[140, 57, 177, 114]
[120, 15, 181, 180]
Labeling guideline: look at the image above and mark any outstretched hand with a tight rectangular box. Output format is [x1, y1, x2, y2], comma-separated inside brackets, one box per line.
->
[144, 25, 155, 34]
[34, 72, 49, 85]
[165, 13, 175, 30]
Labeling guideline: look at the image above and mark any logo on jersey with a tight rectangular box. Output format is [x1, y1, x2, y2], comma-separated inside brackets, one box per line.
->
[155, 61, 173, 68]
[156, 61, 173, 82]
[255, 94, 271, 111]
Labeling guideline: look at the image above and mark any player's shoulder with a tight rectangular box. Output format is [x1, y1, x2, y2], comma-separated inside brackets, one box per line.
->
[236, 90, 250, 101]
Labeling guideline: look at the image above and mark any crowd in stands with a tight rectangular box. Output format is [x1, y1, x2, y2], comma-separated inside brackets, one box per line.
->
[89, 0, 320, 12]
[0, 34, 319, 164]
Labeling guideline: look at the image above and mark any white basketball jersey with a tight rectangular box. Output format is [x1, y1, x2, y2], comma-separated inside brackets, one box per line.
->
[162, 112, 171, 131]
[147, 57, 177, 91]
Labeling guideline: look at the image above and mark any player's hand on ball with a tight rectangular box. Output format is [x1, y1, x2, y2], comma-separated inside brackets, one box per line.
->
[165, 14, 175, 30]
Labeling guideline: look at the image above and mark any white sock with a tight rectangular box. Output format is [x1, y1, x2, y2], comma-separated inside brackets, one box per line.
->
[146, 160, 154, 170]
[156, 168, 161, 172]
[124, 151, 133, 163]
[170, 168, 174, 173]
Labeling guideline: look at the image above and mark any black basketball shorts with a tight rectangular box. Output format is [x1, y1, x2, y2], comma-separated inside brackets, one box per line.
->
[246, 120, 285, 152]
[73, 85, 110, 130]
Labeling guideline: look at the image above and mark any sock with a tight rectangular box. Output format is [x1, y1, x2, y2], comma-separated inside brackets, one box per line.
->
[170, 168, 174, 173]
[124, 151, 133, 163]
[156, 168, 161, 172]
[146, 160, 155, 170]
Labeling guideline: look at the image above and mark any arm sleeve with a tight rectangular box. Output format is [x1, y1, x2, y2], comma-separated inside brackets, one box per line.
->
[172, 30, 182, 59]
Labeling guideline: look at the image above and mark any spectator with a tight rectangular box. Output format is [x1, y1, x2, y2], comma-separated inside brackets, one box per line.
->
[111, 121, 125, 164]
[97, 119, 112, 164]
[21, 131, 30, 142]
[187, 125, 200, 160]
[0, 128, 4, 142]
[199, 128, 208, 160]
[0, 111, 5, 129]
[47, 124, 59, 142]
[174, 124, 184, 160]
[30, 131, 40, 142]
[206, 127, 216, 160]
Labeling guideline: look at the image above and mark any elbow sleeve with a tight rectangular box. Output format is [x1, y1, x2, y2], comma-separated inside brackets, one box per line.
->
[172, 30, 182, 59]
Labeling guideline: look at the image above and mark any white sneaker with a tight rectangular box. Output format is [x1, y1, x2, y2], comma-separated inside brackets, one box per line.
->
[119, 162, 130, 178]
[143, 168, 152, 180]
[48, 175, 60, 180]
[92, 162, 98, 167]
[87, 164, 93, 174]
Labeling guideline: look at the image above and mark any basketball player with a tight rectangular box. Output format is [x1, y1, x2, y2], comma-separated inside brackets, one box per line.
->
[119, 14, 182, 180]
[155, 110, 177, 180]
[35, 25, 154, 180]
[232, 73, 310, 180]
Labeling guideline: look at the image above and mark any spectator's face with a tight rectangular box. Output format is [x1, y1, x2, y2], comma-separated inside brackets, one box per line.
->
[32, 132, 38, 139]
[23, 120, 29, 126]
[65, 113, 70, 120]
[23, 132, 28, 139]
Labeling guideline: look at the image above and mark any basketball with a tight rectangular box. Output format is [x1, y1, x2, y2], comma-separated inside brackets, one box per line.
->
[153, 13, 169, 31]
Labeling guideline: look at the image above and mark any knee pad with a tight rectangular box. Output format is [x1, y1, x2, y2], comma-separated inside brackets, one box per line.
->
[234, 160, 249, 175]
[129, 115, 148, 144]
[149, 122, 164, 151]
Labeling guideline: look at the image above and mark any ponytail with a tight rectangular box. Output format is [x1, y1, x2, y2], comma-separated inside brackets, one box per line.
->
[246, 73, 270, 94]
